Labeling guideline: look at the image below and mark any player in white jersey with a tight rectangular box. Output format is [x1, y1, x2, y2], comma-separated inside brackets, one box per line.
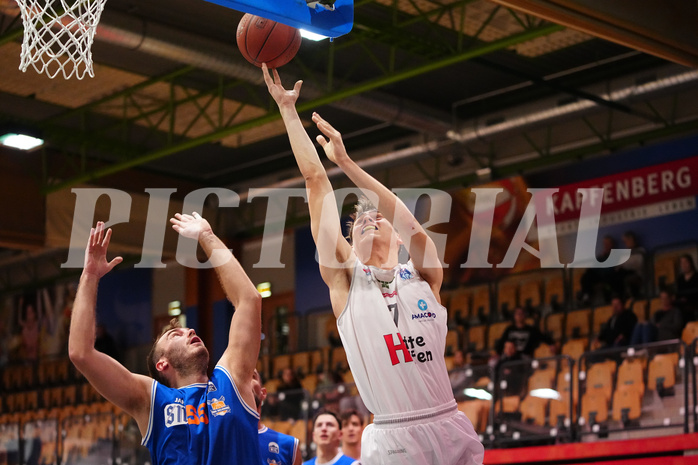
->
[263, 64, 484, 465]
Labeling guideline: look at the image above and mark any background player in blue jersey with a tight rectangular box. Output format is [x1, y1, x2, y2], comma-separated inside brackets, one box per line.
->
[254, 370, 302, 465]
[303, 411, 357, 465]
[69, 214, 262, 465]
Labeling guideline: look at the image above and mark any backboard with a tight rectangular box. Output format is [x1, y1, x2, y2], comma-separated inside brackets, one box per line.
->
[204, 0, 353, 38]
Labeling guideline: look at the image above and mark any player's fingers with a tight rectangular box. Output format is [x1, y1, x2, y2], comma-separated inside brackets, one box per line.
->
[272, 68, 282, 85]
[293, 80, 303, 94]
[192, 212, 201, 219]
[316, 135, 328, 147]
[107, 256, 123, 270]
[102, 228, 113, 247]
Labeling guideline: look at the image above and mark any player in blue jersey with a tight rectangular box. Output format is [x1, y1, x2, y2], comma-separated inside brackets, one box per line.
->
[303, 411, 357, 465]
[254, 370, 302, 465]
[69, 214, 262, 465]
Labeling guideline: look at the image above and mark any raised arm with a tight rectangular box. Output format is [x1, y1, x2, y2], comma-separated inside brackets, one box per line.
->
[262, 65, 354, 314]
[68, 223, 153, 434]
[170, 213, 261, 395]
[312, 113, 444, 296]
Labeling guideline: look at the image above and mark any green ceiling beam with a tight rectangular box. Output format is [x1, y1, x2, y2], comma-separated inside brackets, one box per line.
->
[44, 22, 563, 194]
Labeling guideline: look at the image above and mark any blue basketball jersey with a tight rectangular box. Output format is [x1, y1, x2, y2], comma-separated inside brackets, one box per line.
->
[141, 365, 260, 465]
[303, 453, 357, 465]
[258, 425, 299, 465]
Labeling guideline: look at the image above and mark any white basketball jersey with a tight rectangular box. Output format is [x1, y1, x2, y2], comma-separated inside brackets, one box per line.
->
[337, 260, 454, 415]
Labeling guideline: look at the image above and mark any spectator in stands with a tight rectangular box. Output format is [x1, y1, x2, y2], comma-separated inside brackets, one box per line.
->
[611, 231, 646, 299]
[675, 254, 698, 320]
[303, 410, 357, 465]
[314, 369, 346, 414]
[449, 349, 468, 392]
[630, 291, 683, 345]
[278, 367, 305, 420]
[0, 318, 9, 369]
[94, 323, 121, 363]
[18, 295, 40, 362]
[339, 409, 364, 461]
[579, 235, 617, 305]
[495, 307, 556, 358]
[594, 296, 637, 349]
[494, 341, 527, 397]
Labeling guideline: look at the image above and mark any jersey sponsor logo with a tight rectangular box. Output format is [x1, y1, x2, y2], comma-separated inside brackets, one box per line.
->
[164, 403, 187, 427]
[208, 396, 231, 417]
[411, 299, 436, 321]
[164, 402, 209, 427]
[268, 441, 280, 454]
[399, 268, 413, 280]
[383, 333, 434, 365]
[266, 460, 282, 465]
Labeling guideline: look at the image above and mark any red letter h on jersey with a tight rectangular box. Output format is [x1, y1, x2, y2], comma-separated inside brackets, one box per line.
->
[384, 332, 413, 366]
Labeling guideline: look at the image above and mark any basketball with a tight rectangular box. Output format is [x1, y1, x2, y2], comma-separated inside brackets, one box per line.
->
[236, 14, 301, 69]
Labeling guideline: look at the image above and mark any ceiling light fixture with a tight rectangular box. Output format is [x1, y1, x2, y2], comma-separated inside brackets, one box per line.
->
[0, 132, 44, 151]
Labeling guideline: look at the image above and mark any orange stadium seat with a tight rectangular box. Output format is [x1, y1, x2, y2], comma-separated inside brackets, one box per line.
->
[549, 398, 575, 426]
[488, 321, 510, 350]
[545, 312, 565, 342]
[581, 391, 608, 424]
[647, 353, 678, 392]
[534, 344, 554, 359]
[330, 347, 349, 372]
[470, 285, 491, 322]
[561, 339, 587, 363]
[585, 360, 615, 402]
[544, 273, 566, 309]
[527, 367, 556, 392]
[288, 419, 308, 444]
[592, 305, 613, 335]
[300, 373, 318, 394]
[612, 385, 642, 423]
[682, 321, 698, 346]
[557, 369, 578, 404]
[497, 279, 519, 313]
[291, 352, 311, 376]
[272, 354, 292, 377]
[617, 358, 645, 398]
[632, 299, 648, 323]
[520, 394, 548, 426]
[446, 329, 460, 355]
[467, 325, 487, 352]
[519, 274, 543, 309]
[566, 309, 591, 339]
[450, 288, 472, 320]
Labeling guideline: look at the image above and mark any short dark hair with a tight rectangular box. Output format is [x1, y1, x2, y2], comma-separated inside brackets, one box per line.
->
[681, 254, 697, 272]
[339, 408, 363, 426]
[345, 196, 377, 244]
[146, 317, 182, 388]
[313, 409, 342, 430]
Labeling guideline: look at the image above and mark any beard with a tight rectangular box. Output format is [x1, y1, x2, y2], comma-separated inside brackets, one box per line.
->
[167, 344, 209, 379]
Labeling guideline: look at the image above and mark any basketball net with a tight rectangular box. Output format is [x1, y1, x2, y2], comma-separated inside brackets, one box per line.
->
[14, 0, 108, 79]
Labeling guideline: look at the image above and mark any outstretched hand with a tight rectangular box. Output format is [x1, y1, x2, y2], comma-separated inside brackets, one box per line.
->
[83, 222, 123, 278]
[262, 63, 302, 107]
[170, 212, 212, 240]
[312, 112, 349, 166]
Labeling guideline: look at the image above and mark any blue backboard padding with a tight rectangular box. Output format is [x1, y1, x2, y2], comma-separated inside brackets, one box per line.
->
[204, 0, 353, 38]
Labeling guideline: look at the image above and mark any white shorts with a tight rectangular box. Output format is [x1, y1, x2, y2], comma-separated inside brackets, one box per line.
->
[360, 400, 484, 465]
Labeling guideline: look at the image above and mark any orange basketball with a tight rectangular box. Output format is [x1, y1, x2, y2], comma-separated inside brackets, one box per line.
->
[236, 14, 301, 69]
